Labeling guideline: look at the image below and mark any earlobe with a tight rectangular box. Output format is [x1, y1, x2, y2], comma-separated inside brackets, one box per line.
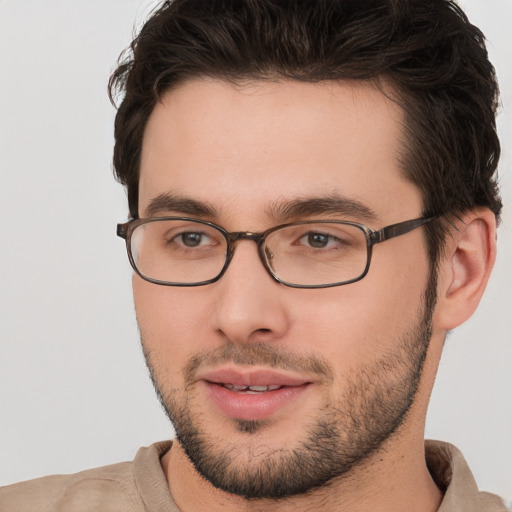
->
[435, 209, 497, 330]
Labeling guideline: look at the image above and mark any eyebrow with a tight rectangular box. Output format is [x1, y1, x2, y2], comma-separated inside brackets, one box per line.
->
[143, 192, 377, 223]
[266, 195, 378, 223]
[144, 193, 218, 218]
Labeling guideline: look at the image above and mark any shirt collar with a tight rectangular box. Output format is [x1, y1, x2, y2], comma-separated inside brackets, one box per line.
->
[426, 440, 506, 512]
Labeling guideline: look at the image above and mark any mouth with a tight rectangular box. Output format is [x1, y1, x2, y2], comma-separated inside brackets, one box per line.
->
[199, 368, 313, 422]
[214, 383, 285, 393]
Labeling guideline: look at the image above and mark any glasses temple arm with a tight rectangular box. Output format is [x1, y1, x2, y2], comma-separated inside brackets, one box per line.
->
[373, 216, 439, 244]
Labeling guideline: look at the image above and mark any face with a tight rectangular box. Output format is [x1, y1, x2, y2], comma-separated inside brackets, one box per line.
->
[135, 79, 434, 499]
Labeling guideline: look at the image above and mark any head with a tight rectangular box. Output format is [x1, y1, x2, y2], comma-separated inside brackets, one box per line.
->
[110, 0, 501, 502]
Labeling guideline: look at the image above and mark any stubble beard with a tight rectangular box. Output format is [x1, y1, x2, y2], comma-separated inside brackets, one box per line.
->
[141, 278, 436, 500]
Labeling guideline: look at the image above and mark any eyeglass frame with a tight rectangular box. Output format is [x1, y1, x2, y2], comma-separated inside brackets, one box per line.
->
[117, 215, 439, 289]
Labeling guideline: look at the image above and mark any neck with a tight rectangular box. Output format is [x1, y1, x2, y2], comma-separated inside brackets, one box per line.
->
[161, 434, 442, 512]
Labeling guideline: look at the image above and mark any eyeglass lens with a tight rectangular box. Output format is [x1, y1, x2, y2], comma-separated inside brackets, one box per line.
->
[129, 219, 369, 286]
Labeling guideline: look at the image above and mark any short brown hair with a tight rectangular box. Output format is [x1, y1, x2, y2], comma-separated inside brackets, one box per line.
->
[109, 0, 502, 263]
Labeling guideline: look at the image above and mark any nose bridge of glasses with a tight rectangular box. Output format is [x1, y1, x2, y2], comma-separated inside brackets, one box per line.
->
[227, 231, 264, 244]
[224, 231, 275, 276]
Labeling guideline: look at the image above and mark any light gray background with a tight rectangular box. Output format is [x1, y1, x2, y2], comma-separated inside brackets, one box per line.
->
[1, 0, 511, 502]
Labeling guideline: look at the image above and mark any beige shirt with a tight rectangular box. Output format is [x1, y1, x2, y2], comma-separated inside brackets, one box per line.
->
[0, 440, 507, 511]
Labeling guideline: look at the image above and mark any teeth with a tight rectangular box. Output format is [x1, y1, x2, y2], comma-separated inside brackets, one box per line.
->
[248, 385, 271, 392]
[222, 384, 282, 392]
[223, 384, 247, 391]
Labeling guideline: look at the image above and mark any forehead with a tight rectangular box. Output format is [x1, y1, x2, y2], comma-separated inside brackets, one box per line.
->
[139, 78, 422, 223]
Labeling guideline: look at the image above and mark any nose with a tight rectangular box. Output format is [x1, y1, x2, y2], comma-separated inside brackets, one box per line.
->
[212, 240, 290, 345]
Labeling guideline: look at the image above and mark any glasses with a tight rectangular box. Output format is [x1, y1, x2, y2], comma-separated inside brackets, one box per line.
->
[117, 216, 437, 289]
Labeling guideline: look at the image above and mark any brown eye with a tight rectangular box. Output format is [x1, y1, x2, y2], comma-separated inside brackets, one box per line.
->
[178, 232, 204, 247]
[307, 233, 330, 248]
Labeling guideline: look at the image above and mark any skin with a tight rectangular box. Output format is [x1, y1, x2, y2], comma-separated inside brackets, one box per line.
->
[134, 78, 496, 511]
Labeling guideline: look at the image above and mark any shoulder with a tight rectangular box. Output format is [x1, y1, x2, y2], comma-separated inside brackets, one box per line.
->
[0, 461, 144, 512]
[426, 440, 509, 512]
[477, 492, 511, 512]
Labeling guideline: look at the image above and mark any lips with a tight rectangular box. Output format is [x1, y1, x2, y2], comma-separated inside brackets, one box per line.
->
[198, 367, 312, 421]
[199, 367, 310, 388]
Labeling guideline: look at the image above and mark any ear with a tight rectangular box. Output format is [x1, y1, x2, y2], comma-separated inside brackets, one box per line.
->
[434, 208, 497, 330]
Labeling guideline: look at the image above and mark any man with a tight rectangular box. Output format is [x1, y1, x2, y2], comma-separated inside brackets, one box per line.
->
[0, 0, 508, 510]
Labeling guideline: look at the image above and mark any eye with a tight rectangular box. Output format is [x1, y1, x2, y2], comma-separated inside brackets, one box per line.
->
[173, 231, 211, 247]
[305, 232, 331, 248]
[299, 231, 343, 249]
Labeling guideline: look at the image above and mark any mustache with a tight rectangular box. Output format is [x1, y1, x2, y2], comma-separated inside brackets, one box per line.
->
[183, 341, 333, 385]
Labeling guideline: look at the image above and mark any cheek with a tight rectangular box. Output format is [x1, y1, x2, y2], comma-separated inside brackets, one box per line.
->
[133, 278, 213, 379]
[289, 247, 430, 366]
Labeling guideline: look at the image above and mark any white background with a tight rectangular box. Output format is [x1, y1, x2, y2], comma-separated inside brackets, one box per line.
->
[0, 0, 511, 502]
